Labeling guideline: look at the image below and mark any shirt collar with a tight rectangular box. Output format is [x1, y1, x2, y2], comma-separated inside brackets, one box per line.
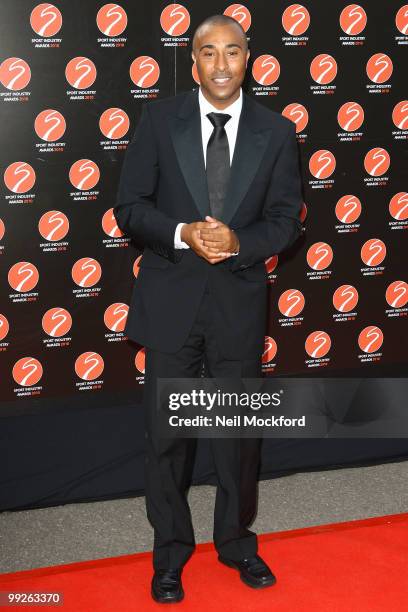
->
[198, 87, 243, 121]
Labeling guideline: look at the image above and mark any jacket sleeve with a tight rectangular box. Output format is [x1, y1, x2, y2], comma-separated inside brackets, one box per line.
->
[229, 121, 303, 272]
[113, 103, 182, 263]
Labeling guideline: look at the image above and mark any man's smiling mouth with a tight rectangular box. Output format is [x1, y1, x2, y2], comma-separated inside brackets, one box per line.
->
[212, 76, 232, 85]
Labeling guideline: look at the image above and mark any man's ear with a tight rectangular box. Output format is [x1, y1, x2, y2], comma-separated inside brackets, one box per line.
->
[245, 49, 250, 67]
[191, 52, 196, 63]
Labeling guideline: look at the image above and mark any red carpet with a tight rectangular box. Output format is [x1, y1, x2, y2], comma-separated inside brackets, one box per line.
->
[1, 513, 407, 611]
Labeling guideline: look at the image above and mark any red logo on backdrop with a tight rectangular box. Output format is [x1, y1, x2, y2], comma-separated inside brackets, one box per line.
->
[65, 57, 97, 89]
[30, 3, 62, 37]
[160, 4, 190, 36]
[0, 58, 31, 90]
[262, 336, 277, 364]
[13, 357, 43, 386]
[337, 102, 364, 132]
[307, 242, 333, 270]
[358, 326, 383, 353]
[282, 103, 309, 133]
[335, 195, 362, 224]
[339, 4, 367, 35]
[42, 307, 72, 337]
[309, 150, 336, 179]
[130, 56, 160, 88]
[278, 289, 305, 317]
[305, 331, 331, 358]
[389, 192, 408, 220]
[310, 54, 337, 84]
[300, 202, 307, 222]
[396, 5, 408, 34]
[99, 108, 129, 139]
[364, 147, 390, 176]
[0, 314, 9, 341]
[71, 258, 102, 287]
[333, 285, 359, 312]
[35, 110, 66, 142]
[224, 4, 251, 32]
[265, 255, 278, 274]
[104, 303, 129, 332]
[75, 352, 104, 380]
[366, 54, 393, 83]
[361, 239, 386, 266]
[38, 211, 69, 241]
[8, 262, 39, 292]
[386, 281, 408, 308]
[102, 208, 124, 237]
[97, 3, 128, 36]
[252, 55, 280, 86]
[4, 162, 36, 193]
[133, 255, 143, 278]
[282, 4, 310, 35]
[0, 217, 4, 240]
[135, 347, 146, 374]
[392, 101, 408, 129]
[69, 159, 100, 190]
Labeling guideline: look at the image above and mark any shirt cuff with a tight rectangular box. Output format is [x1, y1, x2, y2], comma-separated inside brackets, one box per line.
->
[174, 223, 190, 249]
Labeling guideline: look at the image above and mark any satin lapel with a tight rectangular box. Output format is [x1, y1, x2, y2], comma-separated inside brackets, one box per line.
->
[221, 96, 272, 225]
[169, 91, 211, 220]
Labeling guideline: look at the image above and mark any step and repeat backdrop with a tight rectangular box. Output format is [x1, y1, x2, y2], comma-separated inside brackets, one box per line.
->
[0, 1, 407, 409]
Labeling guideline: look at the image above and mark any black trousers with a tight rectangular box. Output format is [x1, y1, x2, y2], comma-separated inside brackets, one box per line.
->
[143, 280, 263, 570]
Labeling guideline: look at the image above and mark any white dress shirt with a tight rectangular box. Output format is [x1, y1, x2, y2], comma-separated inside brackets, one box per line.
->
[174, 87, 243, 251]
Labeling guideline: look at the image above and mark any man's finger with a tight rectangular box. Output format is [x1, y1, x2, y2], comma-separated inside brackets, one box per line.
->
[205, 215, 220, 225]
[200, 245, 222, 254]
[206, 255, 231, 263]
[207, 248, 224, 254]
[201, 240, 224, 248]
[199, 228, 225, 238]
[195, 221, 218, 230]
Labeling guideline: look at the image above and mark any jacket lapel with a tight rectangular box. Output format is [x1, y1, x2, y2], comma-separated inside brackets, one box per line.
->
[169, 89, 273, 223]
[169, 90, 211, 219]
[222, 95, 273, 225]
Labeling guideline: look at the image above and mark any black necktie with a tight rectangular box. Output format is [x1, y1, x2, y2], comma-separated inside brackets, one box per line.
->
[206, 112, 231, 219]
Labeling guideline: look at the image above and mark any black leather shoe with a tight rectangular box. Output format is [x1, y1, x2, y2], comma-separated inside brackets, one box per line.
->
[151, 568, 184, 603]
[218, 553, 277, 588]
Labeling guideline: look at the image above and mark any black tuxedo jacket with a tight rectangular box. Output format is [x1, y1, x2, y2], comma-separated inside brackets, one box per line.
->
[113, 89, 303, 359]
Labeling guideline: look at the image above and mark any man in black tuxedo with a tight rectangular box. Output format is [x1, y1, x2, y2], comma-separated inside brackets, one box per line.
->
[114, 14, 303, 603]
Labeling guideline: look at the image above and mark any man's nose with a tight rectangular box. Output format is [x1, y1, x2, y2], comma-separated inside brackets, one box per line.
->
[214, 52, 227, 72]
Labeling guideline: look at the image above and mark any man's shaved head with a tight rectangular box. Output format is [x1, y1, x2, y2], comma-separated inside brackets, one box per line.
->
[192, 14, 248, 54]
